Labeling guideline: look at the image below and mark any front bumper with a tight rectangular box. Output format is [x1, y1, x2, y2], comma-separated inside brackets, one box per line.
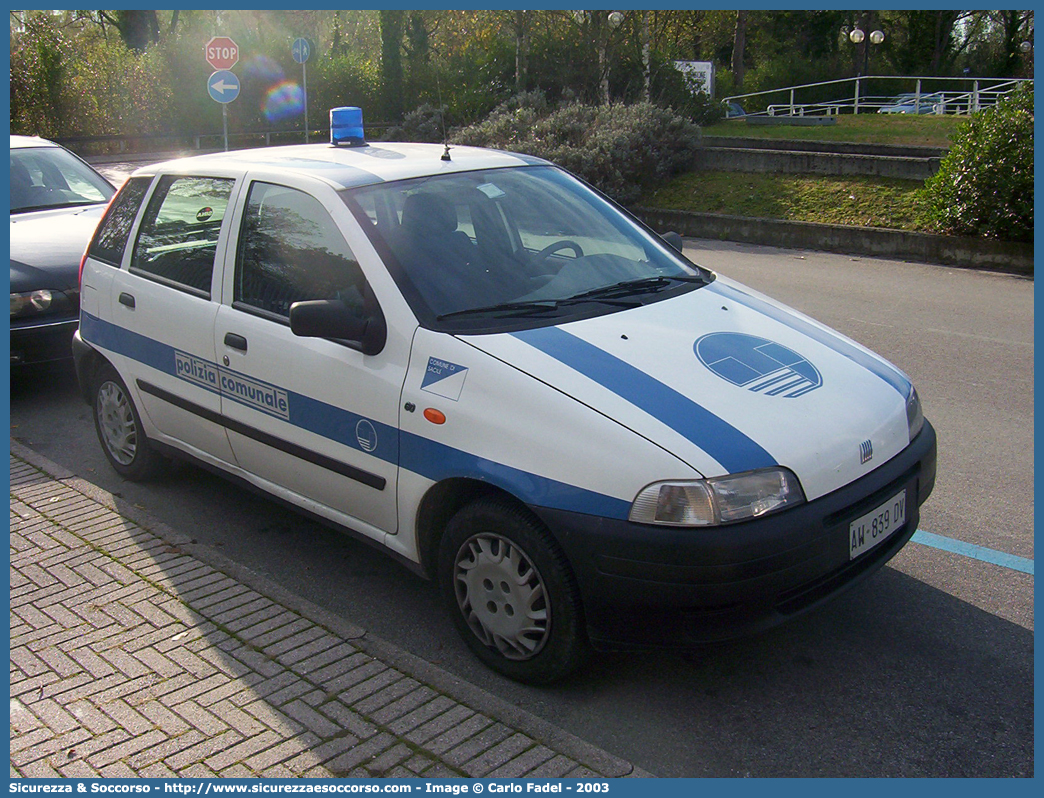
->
[10, 315, 79, 366]
[532, 421, 937, 650]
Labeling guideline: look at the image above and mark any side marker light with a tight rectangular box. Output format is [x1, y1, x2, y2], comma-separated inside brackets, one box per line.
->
[423, 408, 446, 425]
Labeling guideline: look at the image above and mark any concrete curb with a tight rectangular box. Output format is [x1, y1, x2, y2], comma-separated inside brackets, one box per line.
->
[636, 207, 1033, 277]
[10, 439, 652, 779]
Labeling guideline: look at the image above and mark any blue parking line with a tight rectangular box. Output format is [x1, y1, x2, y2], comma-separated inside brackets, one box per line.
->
[912, 530, 1034, 575]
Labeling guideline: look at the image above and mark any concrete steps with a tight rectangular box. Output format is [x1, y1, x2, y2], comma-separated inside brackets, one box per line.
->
[696, 136, 944, 180]
[642, 135, 1034, 274]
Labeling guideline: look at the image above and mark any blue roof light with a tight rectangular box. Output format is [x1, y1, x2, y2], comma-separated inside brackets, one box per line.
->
[330, 106, 365, 147]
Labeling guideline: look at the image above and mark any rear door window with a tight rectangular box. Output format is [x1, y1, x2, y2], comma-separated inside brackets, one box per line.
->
[130, 175, 235, 297]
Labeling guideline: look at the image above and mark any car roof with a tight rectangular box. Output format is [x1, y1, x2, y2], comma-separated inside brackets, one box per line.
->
[10, 135, 60, 150]
[139, 141, 551, 190]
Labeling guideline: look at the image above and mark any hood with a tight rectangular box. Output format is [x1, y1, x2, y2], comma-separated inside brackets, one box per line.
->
[462, 276, 914, 501]
[9, 204, 107, 292]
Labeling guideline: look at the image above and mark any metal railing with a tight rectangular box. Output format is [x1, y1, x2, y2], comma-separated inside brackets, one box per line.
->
[53, 124, 395, 157]
[724, 76, 1030, 117]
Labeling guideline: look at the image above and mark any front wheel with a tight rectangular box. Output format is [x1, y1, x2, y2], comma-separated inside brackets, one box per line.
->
[438, 498, 589, 684]
[92, 363, 165, 481]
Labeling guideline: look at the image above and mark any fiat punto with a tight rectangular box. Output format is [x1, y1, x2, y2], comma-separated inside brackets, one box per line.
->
[75, 109, 936, 683]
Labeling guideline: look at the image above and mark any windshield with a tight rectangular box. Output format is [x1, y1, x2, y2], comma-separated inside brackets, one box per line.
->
[10, 145, 115, 214]
[345, 165, 708, 331]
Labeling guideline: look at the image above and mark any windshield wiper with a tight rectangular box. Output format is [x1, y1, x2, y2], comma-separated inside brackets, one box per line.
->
[437, 300, 561, 321]
[438, 292, 644, 321]
[561, 274, 705, 304]
[437, 274, 706, 321]
[12, 200, 102, 215]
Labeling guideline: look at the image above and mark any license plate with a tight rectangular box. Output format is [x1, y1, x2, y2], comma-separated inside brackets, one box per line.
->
[849, 490, 907, 560]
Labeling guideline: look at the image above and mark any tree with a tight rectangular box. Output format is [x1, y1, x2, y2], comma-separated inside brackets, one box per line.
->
[881, 10, 971, 76]
[379, 10, 405, 122]
[731, 10, 747, 91]
[513, 10, 530, 92]
[110, 10, 159, 52]
[993, 9, 1034, 77]
[641, 11, 651, 102]
[405, 10, 430, 66]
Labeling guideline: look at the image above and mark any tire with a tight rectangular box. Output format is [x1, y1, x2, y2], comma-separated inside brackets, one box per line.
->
[438, 497, 589, 684]
[92, 363, 165, 481]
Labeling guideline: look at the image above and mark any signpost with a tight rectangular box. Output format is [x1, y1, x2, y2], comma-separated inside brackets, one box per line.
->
[292, 38, 312, 143]
[205, 36, 239, 70]
[207, 70, 240, 103]
[204, 36, 239, 151]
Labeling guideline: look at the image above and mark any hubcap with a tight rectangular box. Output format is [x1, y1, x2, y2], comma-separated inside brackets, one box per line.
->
[453, 533, 550, 660]
[96, 380, 138, 466]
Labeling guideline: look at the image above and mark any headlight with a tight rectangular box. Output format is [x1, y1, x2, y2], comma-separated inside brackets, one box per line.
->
[630, 468, 805, 527]
[11, 289, 67, 319]
[906, 387, 924, 441]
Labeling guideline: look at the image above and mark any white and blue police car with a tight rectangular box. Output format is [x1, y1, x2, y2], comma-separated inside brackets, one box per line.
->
[74, 107, 936, 683]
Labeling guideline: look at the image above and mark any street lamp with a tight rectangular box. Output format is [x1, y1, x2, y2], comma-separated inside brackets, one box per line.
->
[1019, 40, 1033, 78]
[850, 27, 884, 114]
[850, 27, 885, 75]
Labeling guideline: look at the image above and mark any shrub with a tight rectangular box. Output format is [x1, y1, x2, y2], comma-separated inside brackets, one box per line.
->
[383, 103, 448, 142]
[451, 90, 547, 149]
[11, 19, 176, 144]
[70, 39, 174, 137]
[452, 95, 702, 205]
[10, 16, 74, 138]
[653, 61, 727, 126]
[920, 85, 1033, 242]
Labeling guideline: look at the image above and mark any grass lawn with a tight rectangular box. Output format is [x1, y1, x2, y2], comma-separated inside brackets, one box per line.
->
[640, 171, 931, 232]
[702, 114, 962, 149]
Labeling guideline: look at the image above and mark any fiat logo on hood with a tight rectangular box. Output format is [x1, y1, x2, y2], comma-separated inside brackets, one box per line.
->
[695, 332, 822, 398]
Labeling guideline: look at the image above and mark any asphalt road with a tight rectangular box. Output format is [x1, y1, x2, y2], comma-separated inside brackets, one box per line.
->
[10, 189, 1033, 775]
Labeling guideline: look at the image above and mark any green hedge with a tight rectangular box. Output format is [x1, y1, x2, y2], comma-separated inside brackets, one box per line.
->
[920, 85, 1033, 242]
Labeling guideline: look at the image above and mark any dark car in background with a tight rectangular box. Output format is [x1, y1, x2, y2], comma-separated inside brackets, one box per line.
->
[10, 135, 116, 366]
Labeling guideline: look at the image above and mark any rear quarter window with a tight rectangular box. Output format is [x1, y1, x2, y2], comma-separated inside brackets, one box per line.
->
[87, 176, 153, 267]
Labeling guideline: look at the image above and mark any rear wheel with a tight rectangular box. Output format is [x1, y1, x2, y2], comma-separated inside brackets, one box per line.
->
[438, 498, 589, 684]
[92, 364, 165, 481]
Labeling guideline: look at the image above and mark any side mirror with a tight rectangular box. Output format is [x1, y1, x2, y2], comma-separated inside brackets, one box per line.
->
[661, 231, 685, 253]
[289, 297, 387, 356]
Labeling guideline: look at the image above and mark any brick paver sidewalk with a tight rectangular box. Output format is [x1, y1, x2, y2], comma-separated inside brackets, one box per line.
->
[10, 444, 646, 779]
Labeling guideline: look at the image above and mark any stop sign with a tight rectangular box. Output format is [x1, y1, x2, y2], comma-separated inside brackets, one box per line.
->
[205, 36, 239, 71]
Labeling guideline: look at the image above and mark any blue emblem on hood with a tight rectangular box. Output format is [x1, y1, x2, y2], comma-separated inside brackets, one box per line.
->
[695, 332, 822, 398]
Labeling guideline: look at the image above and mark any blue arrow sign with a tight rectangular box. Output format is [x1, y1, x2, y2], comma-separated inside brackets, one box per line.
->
[207, 70, 240, 104]
[292, 37, 311, 64]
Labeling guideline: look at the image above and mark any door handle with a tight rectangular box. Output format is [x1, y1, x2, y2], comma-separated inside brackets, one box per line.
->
[224, 333, 248, 352]
[118, 292, 135, 309]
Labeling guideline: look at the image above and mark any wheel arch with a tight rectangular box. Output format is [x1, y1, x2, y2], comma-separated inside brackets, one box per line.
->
[431, 485, 591, 682]
[414, 477, 547, 580]
[71, 333, 113, 406]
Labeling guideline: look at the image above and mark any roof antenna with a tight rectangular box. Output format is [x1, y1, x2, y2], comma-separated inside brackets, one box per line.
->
[435, 66, 451, 161]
